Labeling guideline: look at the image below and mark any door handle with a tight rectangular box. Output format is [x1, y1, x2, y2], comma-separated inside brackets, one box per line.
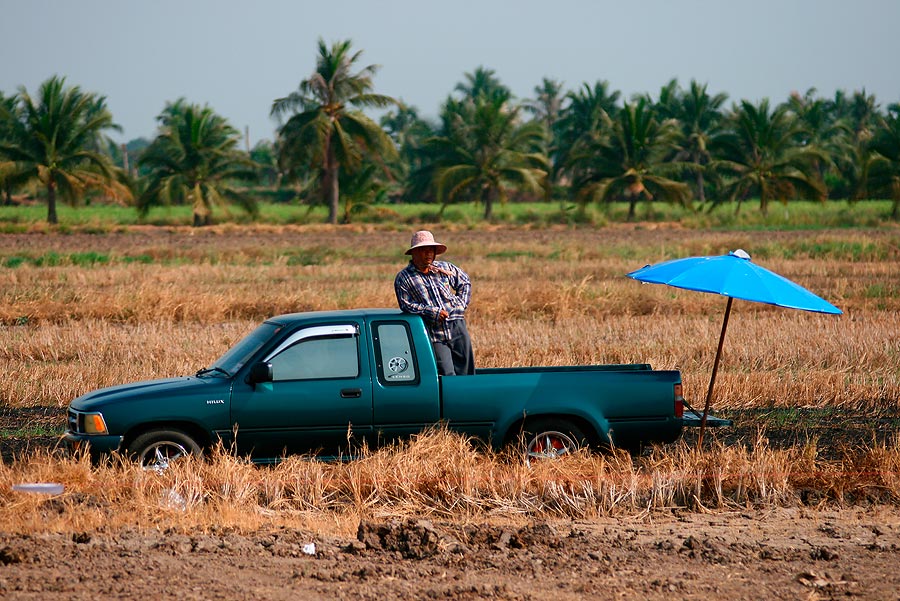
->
[340, 388, 362, 398]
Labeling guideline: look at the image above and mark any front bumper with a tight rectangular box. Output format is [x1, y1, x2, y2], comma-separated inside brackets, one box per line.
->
[64, 432, 123, 456]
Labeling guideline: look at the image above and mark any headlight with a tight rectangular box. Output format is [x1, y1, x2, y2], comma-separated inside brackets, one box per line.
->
[83, 413, 108, 435]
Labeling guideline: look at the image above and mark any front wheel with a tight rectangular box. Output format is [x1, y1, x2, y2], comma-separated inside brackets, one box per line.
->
[521, 418, 588, 465]
[128, 429, 202, 470]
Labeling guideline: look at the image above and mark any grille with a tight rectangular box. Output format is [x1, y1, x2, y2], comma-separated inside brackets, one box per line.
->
[67, 409, 80, 434]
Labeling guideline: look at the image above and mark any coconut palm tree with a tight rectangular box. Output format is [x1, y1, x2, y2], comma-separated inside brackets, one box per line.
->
[783, 88, 856, 198]
[249, 139, 281, 188]
[338, 161, 391, 223]
[866, 104, 900, 219]
[524, 78, 565, 131]
[379, 102, 435, 202]
[271, 38, 397, 224]
[0, 76, 129, 224]
[819, 90, 882, 200]
[524, 78, 566, 195]
[828, 89, 880, 144]
[667, 80, 728, 204]
[710, 99, 827, 215]
[568, 97, 690, 220]
[554, 81, 622, 194]
[0, 91, 19, 205]
[137, 99, 257, 226]
[423, 92, 548, 220]
[454, 66, 511, 104]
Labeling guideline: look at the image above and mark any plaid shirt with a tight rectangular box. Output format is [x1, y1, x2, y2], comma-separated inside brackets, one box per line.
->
[394, 260, 471, 343]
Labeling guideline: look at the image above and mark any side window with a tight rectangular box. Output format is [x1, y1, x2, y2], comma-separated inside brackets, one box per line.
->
[268, 333, 359, 381]
[373, 322, 419, 385]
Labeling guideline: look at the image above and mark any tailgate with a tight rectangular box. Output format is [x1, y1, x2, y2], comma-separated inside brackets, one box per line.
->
[681, 406, 733, 428]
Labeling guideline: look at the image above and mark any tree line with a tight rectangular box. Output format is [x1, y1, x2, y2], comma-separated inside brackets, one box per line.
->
[2, 38, 899, 226]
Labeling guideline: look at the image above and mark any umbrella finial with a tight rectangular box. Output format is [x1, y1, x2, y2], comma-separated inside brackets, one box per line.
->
[730, 249, 751, 260]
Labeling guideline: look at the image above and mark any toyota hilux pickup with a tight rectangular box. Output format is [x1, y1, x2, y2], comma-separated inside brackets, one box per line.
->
[65, 309, 714, 468]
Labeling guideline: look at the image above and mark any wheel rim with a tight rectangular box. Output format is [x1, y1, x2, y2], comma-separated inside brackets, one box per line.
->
[139, 440, 190, 471]
[525, 430, 578, 463]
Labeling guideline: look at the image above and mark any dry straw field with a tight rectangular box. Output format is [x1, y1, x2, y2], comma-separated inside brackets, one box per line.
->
[0, 224, 899, 535]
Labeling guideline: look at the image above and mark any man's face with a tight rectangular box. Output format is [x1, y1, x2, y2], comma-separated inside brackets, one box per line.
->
[410, 246, 436, 271]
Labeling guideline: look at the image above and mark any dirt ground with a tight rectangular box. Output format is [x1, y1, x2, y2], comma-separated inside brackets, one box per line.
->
[2, 408, 900, 599]
[0, 507, 898, 600]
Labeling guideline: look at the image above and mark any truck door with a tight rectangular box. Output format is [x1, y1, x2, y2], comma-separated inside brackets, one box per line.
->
[369, 320, 441, 444]
[230, 323, 373, 459]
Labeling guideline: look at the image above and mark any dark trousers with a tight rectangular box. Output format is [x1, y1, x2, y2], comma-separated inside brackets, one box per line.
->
[432, 319, 475, 376]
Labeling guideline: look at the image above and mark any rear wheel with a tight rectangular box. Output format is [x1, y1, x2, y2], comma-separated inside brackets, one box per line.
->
[128, 429, 202, 470]
[521, 418, 588, 465]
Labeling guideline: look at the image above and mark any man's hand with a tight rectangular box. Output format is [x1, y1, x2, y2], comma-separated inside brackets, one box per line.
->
[438, 309, 449, 321]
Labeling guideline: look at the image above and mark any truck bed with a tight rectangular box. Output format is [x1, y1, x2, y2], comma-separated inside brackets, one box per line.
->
[439, 364, 682, 450]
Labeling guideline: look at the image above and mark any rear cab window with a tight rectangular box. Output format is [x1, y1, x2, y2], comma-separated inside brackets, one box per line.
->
[372, 321, 419, 386]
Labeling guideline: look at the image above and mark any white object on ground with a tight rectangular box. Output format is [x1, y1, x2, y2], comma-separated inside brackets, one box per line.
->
[12, 483, 64, 495]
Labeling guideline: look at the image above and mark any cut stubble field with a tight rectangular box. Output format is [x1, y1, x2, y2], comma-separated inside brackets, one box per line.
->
[1, 223, 899, 599]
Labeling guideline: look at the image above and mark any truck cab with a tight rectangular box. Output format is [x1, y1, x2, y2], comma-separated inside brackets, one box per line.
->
[66, 309, 692, 468]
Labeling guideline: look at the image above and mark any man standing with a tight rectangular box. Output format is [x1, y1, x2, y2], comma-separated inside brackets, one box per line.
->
[394, 230, 475, 375]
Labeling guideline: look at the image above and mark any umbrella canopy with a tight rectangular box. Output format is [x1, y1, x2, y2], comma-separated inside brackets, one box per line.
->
[627, 249, 842, 445]
[626, 249, 842, 314]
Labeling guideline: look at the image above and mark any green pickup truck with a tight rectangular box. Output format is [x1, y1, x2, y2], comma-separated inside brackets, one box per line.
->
[66, 309, 697, 468]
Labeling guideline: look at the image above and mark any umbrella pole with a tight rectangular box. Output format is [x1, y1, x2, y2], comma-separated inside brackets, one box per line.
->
[698, 296, 733, 447]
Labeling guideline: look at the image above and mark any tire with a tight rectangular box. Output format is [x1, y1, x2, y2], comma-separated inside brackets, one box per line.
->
[128, 428, 202, 470]
[520, 418, 588, 465]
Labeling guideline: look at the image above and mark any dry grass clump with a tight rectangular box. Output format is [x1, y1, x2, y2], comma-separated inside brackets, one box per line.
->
[0, 225, 897, 409]
[0, 226, 898, 533]
[1, 429, 898, 535]
[1, 310, 897, 410]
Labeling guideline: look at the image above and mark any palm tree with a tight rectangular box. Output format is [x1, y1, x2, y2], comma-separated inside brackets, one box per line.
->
[866, 104, 900, 219]
[554, 81, 621, 188]
[524, 78, 566, 195]
[710, 99, 827, 215]
[0, 91, 19, 205]
[828, 89, 880, 143]
[249, 139, 281, 188]
[137, 99, 257, 226]
[784, 88, 855, 198]
[338, 161, 391, 223]
[668, 80, 728, 204]
[271, 38, 397, 224]
[568, 98, 690, 220]
[524, 78, 565, 129]
[454, 66, 511, 103]
[379, 102, 435, 202]
[0, 76, 129, 224]
[821, 89, 882, 200]
[424, 92, 548, 220]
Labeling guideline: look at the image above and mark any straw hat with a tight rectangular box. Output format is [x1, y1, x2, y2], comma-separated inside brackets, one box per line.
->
[405, 230, 447, 255]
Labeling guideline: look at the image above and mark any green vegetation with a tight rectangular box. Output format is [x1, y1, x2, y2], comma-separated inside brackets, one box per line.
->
[568, 96, 691, 219]
[421, 67, 548, 219]
[137, 99, 258, 226]
[271, 38, 397, 224]
[0, 424, 63, 439]
[0, 199, 897, 231]
[2, 53, 900, 227]
[0, 76, 130, 224]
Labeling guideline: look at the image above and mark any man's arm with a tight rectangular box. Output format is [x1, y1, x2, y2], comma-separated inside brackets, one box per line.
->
[443, 262, 470, 317]
[394, 270, 442, 322]
[454, 265, 471, 309]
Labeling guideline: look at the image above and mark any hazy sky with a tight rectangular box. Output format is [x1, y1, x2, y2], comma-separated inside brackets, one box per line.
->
[2, 0, 899, 145]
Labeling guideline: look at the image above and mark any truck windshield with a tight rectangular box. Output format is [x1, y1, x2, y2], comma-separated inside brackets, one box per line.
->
[210, 322, 282, 375]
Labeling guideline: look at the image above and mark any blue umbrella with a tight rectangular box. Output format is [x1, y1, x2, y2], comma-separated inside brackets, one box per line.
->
[627, 249, 842, 444]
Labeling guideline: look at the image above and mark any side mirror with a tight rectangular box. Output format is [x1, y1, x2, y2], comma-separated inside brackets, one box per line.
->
[246, 362, 273, 386]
